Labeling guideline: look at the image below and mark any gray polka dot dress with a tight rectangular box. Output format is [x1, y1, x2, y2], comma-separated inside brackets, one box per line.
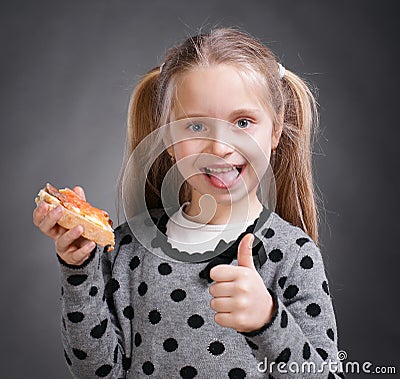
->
[59, 207, 345, 378]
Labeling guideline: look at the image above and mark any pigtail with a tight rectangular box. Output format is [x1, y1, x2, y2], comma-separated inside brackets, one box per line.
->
[117, 67, 168, 223]
[125, 68, 159, 156]
[271, 69, 320, 245]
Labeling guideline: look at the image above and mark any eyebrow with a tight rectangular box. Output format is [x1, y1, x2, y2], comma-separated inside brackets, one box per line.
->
[174, 108, 261, 120]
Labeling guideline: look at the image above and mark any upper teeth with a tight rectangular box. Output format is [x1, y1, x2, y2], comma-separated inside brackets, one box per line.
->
[205, 166, 237, 173]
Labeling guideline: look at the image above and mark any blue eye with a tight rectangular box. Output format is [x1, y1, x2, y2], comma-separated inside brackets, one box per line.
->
[236, 119, 251, 129]
[188, 123, 204, 132]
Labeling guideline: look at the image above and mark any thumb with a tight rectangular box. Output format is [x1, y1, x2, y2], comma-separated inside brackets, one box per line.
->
[73, 186, 86, 201]
[237, 233, 255, 269]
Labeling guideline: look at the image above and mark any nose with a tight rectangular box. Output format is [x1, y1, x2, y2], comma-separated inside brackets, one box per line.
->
[206, 125, 234, 157]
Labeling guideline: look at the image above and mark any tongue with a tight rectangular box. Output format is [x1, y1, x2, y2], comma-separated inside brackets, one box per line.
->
[208, 169, 239, 188]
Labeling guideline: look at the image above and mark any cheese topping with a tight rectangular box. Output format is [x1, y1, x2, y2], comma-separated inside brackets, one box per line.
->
[39, 184, 113, 231]
[58, 188, 113, 231]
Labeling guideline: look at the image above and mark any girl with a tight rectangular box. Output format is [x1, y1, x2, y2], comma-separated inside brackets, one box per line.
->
[33, 28, 344, 378]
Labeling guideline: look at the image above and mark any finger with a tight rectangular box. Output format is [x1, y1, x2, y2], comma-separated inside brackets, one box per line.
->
[237, 233, 256, 269]
[33, 201, 49, 226]
[73, 186, 86, 201]
[214, 312, 236, 329]
[210, 297, 233, 313]
[209, 282, 235, 297]
[38, 205, 65, 239]
[55, 225, 84, 254]
[210, 264, 242, 282]
[58, 240, 96, 266]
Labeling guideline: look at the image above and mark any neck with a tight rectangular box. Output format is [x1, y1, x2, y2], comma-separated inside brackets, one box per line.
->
[183, 189, 263, 225]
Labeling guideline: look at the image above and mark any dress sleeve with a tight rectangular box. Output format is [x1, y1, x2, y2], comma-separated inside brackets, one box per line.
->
[238, 239, 346, 379]
[58, 245, 126, 378]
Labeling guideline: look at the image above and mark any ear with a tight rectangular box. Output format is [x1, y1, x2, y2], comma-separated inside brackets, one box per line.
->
[271, 122, 283, 150]
[166, 145, 175, 158]
[162, 125, 174, 157]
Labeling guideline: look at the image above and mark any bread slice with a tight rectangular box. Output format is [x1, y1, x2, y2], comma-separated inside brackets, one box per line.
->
[35, 183, 115, 250]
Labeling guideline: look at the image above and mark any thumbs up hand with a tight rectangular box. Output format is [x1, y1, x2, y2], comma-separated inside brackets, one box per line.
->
[209, 233, 275, 333]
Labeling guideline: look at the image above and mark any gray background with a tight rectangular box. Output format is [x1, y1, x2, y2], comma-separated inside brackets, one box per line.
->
[1, 0, 399, 378]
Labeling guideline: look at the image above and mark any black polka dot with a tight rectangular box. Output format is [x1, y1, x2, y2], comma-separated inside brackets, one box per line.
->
[268, 249, 283, 262]
[300, 255, 314, 269]
[306, 303, 321, 317]
[138, 282, 148, 296]
[316, 347, 328, 360]
[120, 234, 132, 246]
[296, 237, 310, 247]
[67, 311, 84, 323]
[64, 350, 72, 366]
[61, 286, 64, 296]
[303, 342, 311, 360]
[262, 228, 275, 238]
[122, 355, 131, 370]
[163, 337, 178, 352]
[278, 276, 287, 289]
[148, 309, 161, 324]
[123, 305, 134, 320]
[283, 285, 299, 300]
[89, 286, 98, 296]
[95, 364, 112, 377]
[134, 332, 142, 347]
[144, 217, 153, 226]
[180, 365, 197, 378]
[187, 314, 204, 329]
[151, 237, 161, 249]
[142, 361, 154, 375]
[72, 348, 87, 360]
[228, 367, 247, 378]
[158, 262, 172, 275]
[208, 340, 225, 356]
[67, 274, 88, 286]
[105, 278, 120, 298]
[322, 280, 330, 295]
[129, 256, 140, 270]
[90, 319, 108, 339]
[280, 310, 288, 328]
[245, 338, 259, 350]
[327, 328, 335, 341]
[275, 347, 291, 363]
[171, 289, 186, 302]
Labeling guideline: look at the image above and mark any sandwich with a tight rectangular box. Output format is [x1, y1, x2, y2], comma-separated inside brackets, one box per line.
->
[35, 183, 114, 251]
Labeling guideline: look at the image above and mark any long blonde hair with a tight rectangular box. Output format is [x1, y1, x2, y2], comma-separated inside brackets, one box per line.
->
[118, 27, 321, 245]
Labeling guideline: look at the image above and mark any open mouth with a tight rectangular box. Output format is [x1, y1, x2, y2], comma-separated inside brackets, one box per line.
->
[201, 164, 246, 189]
[204, 165, 243, 174]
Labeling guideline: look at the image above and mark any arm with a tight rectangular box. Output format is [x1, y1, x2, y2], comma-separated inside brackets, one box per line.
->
[59, 246, 126, 378]
[239, 239, 345, 378]
[33, 186, 129, 377]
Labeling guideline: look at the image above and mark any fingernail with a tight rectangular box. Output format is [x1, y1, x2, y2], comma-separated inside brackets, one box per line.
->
[75, 225, 83, 234]
[55, 206, 63, 214]
[87, 242, 96, 250]
[248, 234, 255, 249]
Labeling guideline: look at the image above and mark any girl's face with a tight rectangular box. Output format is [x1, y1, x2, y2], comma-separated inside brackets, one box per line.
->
[167, 64, 281, 210]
